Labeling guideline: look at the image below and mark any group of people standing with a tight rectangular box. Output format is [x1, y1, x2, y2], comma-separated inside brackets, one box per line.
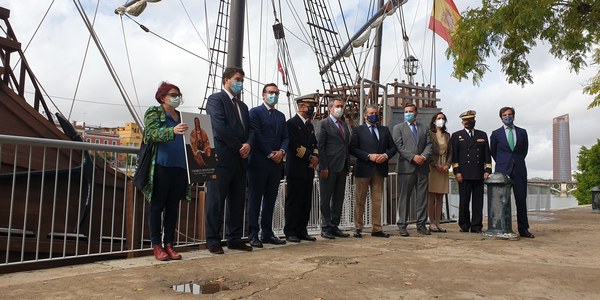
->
[141, 67, 533, 261]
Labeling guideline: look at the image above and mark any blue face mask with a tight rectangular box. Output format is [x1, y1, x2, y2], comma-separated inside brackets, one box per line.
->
[404, 112, 415, 123]
[231, 81, 243, 94]
[367, 115, 379, 124]
[306, 106, 315, 117]
[502, 115, 514, 126]
[266, 93, 279, 106]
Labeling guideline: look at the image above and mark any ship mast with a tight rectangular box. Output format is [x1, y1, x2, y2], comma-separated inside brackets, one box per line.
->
[226, 0, 245, 68]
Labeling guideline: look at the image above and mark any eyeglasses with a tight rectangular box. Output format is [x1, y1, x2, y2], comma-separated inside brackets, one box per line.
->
[168, 93, 182, 97]
[267, 92, 280, 96]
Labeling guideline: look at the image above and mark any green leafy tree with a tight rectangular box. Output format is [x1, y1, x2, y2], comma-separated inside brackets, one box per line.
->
[447, 0, 600, 108]
[573, 139, 600, 204]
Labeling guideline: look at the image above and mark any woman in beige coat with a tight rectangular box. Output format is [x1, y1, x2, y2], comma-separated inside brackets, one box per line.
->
[428, 112, 452, 232]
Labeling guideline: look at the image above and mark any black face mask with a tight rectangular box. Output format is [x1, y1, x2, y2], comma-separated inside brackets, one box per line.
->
[464, 120, 476, 130]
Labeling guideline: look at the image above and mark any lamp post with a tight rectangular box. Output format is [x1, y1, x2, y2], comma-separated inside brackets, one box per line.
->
[403, 55, 418, 84]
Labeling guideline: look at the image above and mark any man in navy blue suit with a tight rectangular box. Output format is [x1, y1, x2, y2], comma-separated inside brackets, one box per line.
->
[247, 83, 289, 248]
[490, 107, 534, 238]
[349, 104, 397, 238]
[205, 67, 255, 254]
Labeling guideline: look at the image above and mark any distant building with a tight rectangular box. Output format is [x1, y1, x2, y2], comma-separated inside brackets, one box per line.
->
[552, 114, 571, 181]
[117, 122, 143, 147]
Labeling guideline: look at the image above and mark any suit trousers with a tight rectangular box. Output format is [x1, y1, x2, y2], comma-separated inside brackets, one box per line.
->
[149, 165, 186, 245]
[354, 173, 384, 232]
[319, 170, 347, 231]
[284, 173, 314, 237]
[511, 171, 530, 232]
[458, 179, 484, 232]
[247, 164, 282, 239]
[205, 165, 247, 248]
[397, 170, 428, 228]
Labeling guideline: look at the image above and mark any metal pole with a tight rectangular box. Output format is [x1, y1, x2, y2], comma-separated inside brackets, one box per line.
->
[359, 78, 388, 126]
[226, 0, 245, 68]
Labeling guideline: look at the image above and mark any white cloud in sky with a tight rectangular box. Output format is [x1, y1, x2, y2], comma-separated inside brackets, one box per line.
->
[0, 0, 597, 179]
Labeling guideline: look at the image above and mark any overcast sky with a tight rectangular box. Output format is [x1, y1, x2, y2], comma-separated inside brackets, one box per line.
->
[1, 0, 597, 180]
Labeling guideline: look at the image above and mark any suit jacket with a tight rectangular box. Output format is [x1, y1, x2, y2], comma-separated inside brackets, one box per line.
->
[285, 114, 318, 179]
[349, 124, 397, 177]
[392, 121, 432, 174]
[206, 90, 254, 169]
[490, 125, 528, 178]
[248, 104, 289, 168]
[317, 116, 350, 173]
[451, 128, 492, 180]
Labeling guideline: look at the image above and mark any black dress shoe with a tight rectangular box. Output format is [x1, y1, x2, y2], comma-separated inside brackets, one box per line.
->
[207, 244, 224, 254]
[298, 234, 316, 242]
[353, 230, 362, 238]
[227, 243, 253, 251]
[399, 227, 409, 237]
[286, 236, 301, 243]
[332, 228, 350, 238]
[320, 231, 335, 239]
[262, 236, 287, 245]
[371, 231, 390, 238]
[470, 229, 482, 233]
[417, 226, 431, 235]
[249, 237, 263, 248]
[459, 227, 470, 232]
[519, 230, 535, 238]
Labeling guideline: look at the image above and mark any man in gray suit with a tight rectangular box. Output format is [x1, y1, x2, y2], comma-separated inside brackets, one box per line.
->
[392, 103, 432, 236]
[318, 98, 351, 239]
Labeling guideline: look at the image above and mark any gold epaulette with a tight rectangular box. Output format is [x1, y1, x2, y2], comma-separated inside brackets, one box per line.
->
[313, 149, 319, 155]
[485, 163, 492, 169]
[452, 163, 459, 168]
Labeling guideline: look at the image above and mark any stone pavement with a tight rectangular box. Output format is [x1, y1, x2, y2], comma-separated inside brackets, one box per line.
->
[2, 206, 600, 299]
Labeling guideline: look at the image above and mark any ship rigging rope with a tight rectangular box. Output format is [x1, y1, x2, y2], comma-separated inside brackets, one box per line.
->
[179, 0, 209, 51]
[72, 0, 143, 128]
[119, 16, 143, 117]
[11, 0, 55, 69]
[69, 0, 100, 121]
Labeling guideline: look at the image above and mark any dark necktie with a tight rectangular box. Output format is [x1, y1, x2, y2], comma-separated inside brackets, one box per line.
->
[410, 123, 417, 142]
[370, 125, 379, 143]
[232, 97, 243, 129]
[336, 120, 345, 140]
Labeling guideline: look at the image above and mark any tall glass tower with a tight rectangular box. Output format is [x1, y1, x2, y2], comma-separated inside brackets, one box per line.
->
[552, 114, 571, 181]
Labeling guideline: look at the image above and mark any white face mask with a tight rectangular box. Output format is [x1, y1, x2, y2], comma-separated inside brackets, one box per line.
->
[435, 119, 445, 128]
[169, 96, 182, 108]
[333, 107, 343, 118]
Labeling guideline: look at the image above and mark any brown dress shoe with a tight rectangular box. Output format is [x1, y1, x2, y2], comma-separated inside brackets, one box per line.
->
[164, 243, 182, 260]
[152, 244, 169, 261]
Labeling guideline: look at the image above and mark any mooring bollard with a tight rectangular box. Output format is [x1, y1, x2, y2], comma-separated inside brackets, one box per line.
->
[483, 173, 518, 239]
[591, 187, 600, 212]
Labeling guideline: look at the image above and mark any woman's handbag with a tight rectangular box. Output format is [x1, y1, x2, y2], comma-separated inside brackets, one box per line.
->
[133, 142, 155, 191]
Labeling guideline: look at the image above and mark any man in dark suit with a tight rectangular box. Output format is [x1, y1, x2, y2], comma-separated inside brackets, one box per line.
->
[490, 107, 534, 238]
[393, 103, 432, 236]
[205, 67, 255, 254]
[247, 83, 289, 248]
[318, 98, 351, 239]
[283, 97, 319, 243]
[451, 110, 492, 233]
[349, 104, 397, 238]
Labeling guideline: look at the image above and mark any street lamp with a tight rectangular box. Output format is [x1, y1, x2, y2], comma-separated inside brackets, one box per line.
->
[403, 55, 418, 84]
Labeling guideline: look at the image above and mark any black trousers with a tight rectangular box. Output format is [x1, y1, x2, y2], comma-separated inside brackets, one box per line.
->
[458, 179, 484, 232]
[205, 165, 247, 248]
[149, 165, 187, 245]
[511, 171, 530, 233]
[284, 173, 314, 237]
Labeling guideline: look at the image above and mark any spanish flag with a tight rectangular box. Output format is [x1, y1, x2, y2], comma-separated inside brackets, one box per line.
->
[428, 0, 461, 46]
